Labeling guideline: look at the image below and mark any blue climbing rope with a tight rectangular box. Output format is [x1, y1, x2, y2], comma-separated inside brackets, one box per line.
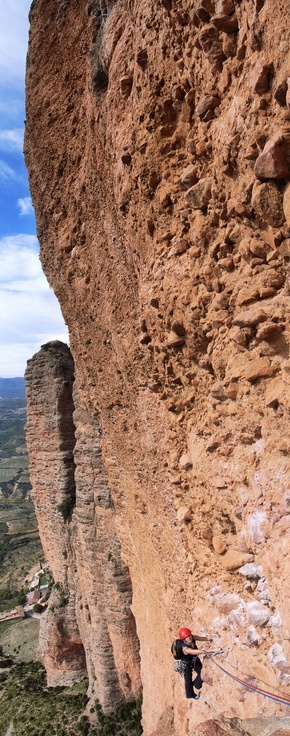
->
[209, 651, 290, 708]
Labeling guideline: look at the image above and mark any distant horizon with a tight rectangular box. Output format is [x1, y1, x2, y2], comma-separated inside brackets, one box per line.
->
[0, 375, 26, 398]
[0, 376, 25, 380]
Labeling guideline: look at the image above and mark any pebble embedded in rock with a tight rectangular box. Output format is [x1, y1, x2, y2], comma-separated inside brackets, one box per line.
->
[198, 23, 226, 69]
[220, 549, 254, 571]
[211, 382, 227, 400]
[283, 181, 290, 226]
[167, 331, 186, 347]
[233, 307, 267, 327]
[250, 61, 272, 95]
[212, 13, 238, 32]
[254, 135, 290, 180]
[265, 377, 290, 410]
[246, 601, 270, 627]
[239, 563, 263, 579]
[251, 181, 285, 228]
[236, 287, 259, 305]
[256, 322, 281, 341]
[243, 357, 276, 382]
[223, 32, 237, 58]
[179, 454, 193, 470]
[171, 238, 189, 255]
[212, 535, 227, 555]
[196, 4, 211, 22]
[246, 625, 260, 645]
[185, 177, 212, 210]
[176, 505, 192, 522]
[196, 95, 221, 120]
[179, 165, 198, 189]
[215, 0, 235, 15]
[219, 256, 234, 271]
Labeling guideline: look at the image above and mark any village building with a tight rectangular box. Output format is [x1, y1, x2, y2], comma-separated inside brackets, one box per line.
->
[27, 589, 41, 606]
[0, 605, 25, 623]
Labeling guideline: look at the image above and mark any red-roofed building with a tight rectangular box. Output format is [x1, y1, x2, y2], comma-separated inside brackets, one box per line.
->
[27, 590, 41, 606]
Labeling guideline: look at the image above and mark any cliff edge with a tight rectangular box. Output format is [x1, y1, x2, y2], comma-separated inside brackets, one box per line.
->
[24, 1, 290, 734]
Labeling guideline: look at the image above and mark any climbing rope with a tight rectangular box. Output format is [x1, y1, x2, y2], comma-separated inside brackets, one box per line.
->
[209, 650, 290, 708]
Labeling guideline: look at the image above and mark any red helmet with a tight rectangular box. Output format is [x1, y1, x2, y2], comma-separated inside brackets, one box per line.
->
[179, 627, 191, 640]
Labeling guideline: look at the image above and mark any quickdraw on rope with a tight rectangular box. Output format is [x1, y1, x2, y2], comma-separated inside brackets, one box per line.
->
[209, 650, 290, 708]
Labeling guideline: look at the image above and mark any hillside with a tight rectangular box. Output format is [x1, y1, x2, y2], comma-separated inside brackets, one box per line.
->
[0, 382, 42, 609]
[0, 378, 26, 399]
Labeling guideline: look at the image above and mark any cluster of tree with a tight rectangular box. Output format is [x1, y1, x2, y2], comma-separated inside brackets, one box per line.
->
[0, 662, 142, 736]
[0, 585, 28, 609]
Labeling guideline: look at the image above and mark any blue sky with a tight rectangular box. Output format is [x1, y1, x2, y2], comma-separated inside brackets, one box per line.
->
[0, 1, 69, 378]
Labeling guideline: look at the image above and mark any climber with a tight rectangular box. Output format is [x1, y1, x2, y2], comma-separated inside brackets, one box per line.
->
[179, 627, 215, 700]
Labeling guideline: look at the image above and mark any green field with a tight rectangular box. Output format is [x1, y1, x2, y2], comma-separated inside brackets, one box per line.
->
[0, 532, 42, 597]
[0, 456, 29, 482]
[0, 497, 42, 610]
[0, 455, 30, 492]
[0, 617, 40, 662]
[0, 493, 38, 540]
[0, 393, 43, 615]
[0, 503, 37, 535]
[0, 416, 27, 459]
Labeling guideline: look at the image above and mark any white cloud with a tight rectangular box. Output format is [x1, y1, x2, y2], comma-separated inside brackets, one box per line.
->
[0, 128, 24, 152]
[0, 4, 66, 379]
[0, 234, 69, 377]
[1, 289, 68, 342]
[0, 1, 31, 88]
[0, 235, 41, 285]
[0, 159, 18, 182]
[0, 336, 70, 379]
[17, 196, 34, 216]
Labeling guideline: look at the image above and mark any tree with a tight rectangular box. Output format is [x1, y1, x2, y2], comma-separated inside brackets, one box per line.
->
[33, 603, 43, 613]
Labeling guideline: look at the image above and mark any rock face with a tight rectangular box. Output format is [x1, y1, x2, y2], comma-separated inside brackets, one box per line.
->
[25, 342, 141, 709]
[24, 1, 290, 735]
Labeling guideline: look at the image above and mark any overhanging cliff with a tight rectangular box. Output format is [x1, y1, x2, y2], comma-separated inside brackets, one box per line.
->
[24, 1, 290, 734]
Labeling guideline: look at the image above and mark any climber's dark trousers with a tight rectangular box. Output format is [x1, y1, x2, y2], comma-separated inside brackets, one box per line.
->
[184, 658, 203, 698]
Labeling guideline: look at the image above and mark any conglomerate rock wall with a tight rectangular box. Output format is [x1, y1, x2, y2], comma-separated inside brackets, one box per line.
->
[24, 0, 290, 734]
[25, 342, 141, 707]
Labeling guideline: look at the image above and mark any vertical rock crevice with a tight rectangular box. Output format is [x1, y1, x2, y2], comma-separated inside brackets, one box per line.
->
[72, 378, 141, 710]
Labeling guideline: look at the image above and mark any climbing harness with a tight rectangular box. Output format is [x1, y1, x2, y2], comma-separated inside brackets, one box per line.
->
[174, 660, 186, 676]
[210, 649, 290, 708]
